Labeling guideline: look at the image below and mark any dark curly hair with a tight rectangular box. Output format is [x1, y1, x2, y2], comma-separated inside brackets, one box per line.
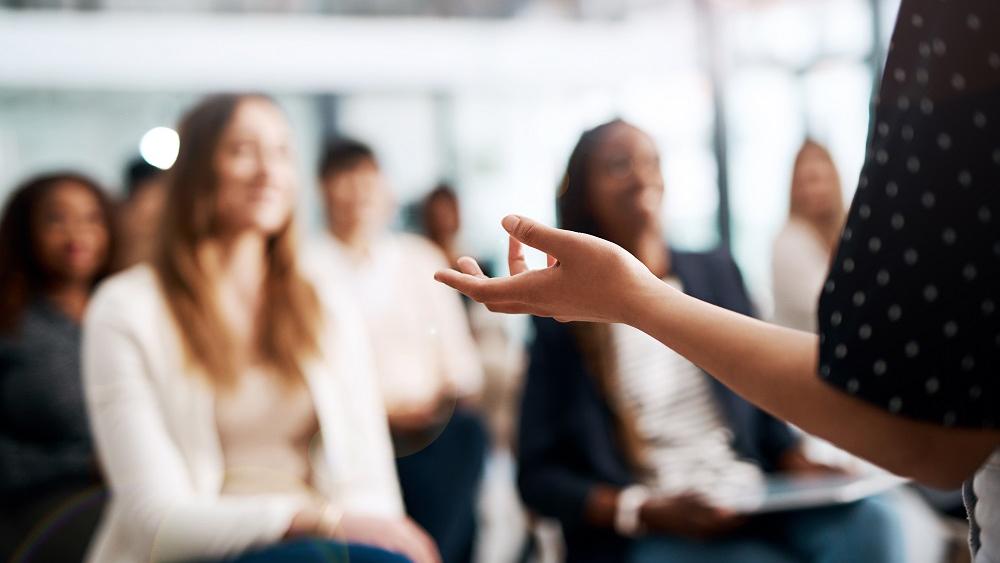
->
[0, 172, 117, 333]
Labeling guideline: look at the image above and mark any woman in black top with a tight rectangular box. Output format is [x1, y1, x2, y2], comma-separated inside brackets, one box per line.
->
[0, 172, 117, 561]
[436, 1, 1000, 560]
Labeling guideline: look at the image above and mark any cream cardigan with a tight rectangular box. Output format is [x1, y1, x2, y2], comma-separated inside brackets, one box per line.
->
[82, 265, 403, 563]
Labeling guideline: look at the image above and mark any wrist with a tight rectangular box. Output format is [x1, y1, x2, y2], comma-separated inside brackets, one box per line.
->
[622, 274, 673, 330]
[614, 485, 651, 537]
[584, 485, 620, 528]
[317, 502, 345, 538]
[285, 504, 323, 539]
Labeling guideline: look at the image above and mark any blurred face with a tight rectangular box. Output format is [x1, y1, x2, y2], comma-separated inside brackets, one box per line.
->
[321, 160, 391, 241]
[586, 124, 665, 242]
[792, 147, 841, 221]
[33, 181, 109, 285]
[213, 98, 298, 236]
[122, 177, 167, 240]
[425, 194, 460, 241]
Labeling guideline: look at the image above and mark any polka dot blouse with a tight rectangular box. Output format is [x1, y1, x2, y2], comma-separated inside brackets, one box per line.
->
[817, 0, 1000, 429]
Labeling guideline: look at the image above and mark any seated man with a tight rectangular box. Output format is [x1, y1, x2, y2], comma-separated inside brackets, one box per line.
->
[309, 139, 488, 563]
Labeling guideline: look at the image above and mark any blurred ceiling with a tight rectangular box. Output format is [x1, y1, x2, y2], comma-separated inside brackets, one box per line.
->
[0, 0, 890, 21]
[0, 0, 650, 19]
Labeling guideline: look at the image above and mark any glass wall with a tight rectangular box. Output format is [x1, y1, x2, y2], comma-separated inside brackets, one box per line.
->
[720, 0, 880, 306]
[0, 0, 902, 298]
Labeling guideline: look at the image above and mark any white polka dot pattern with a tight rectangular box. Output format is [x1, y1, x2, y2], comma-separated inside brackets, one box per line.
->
[817, 0, 1000, 432]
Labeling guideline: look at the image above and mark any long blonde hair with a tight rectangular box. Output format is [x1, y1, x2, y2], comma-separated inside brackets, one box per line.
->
[154, 94, 320, 388]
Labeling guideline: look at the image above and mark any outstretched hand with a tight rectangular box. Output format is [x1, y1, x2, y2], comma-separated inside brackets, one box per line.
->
[433, 215, 663, 324]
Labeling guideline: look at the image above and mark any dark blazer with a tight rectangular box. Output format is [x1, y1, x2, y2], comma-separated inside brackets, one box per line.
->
[516, 248, 800, 563]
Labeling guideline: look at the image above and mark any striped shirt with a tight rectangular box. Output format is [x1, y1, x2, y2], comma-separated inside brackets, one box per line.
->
[610, 278, 764, 505]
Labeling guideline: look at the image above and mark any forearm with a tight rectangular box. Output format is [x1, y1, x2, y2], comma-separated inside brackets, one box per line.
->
[437, 216, 1000, 485]
[624, 279, 998, 487]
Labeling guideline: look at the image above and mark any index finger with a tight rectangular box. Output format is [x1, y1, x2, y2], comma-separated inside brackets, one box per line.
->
[508, 236, 528, 275]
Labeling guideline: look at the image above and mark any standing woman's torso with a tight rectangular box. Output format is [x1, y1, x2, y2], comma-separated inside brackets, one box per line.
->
[815, 1, 1000, 559]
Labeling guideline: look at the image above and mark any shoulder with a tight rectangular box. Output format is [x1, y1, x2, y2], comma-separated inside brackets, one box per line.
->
[87, 264, 164, 328]
[393, 233, 450, 269]
[301, 232, 337, 257]
[301, 235, 343, 276]
[773, 220, 821, 256]
[296, 248, 364, 336]
[673, 246, 756, 314]
[0, 303, 53, 357]
[1, 301, 51, 343]
[300, 234, 345, 275]
[299, 272, 359, 340]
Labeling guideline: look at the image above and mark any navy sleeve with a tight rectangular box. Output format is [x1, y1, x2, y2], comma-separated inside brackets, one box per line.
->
[516, 318, 620, 527]
[753, 410, 802, 469]
[707, 247, 757, 318]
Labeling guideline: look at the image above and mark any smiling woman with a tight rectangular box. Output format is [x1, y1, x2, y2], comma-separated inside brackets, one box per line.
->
[511, 119, 903, 563]
[435, 2, 1000, 560]
[0, 172, 116, 562]
[154, 94, 315, 388]
[81, 94, 439, 563]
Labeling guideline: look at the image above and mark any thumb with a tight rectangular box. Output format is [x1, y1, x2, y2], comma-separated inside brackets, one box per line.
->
[501, 215, 574, 258]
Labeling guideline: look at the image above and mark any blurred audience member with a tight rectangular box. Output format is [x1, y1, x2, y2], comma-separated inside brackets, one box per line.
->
[310, 139, 487, 563]
[769, 141, 860, 469]
[83, 95, 437, 563]
[116, 157, 167, 269]
[422, 184, 463, 270]
[0, 172, 115, 562]
[419, 183, 524, 448]
[771, 140, 846, 333]
[517, 120, 904, 563]
[772, 140, 967, 539]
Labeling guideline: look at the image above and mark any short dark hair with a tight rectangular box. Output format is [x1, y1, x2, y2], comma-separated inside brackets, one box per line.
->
[419, 182, 459, 233]
[425, 182, 458, 206]
[124, 156, 164, 199]
[318, 138, 377, 180]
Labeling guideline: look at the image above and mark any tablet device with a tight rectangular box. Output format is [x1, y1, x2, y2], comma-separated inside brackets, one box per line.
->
[719, 473, 907, 514]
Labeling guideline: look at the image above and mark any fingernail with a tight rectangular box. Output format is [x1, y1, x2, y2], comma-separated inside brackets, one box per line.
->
[501, 215, 520, 233]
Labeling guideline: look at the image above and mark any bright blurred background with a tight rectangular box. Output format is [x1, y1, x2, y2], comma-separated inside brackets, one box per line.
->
[0, 0, 900, 308]
[12, 3, 988, 563]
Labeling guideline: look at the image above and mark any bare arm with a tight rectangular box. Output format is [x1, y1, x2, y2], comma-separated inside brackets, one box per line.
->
[628, 277, 998, 488]
[435, 216, 1000, 488]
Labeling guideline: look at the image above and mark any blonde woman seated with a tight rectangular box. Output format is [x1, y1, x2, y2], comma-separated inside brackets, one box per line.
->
[772, 140, 847, 334]
[82, 94, 439, 563]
